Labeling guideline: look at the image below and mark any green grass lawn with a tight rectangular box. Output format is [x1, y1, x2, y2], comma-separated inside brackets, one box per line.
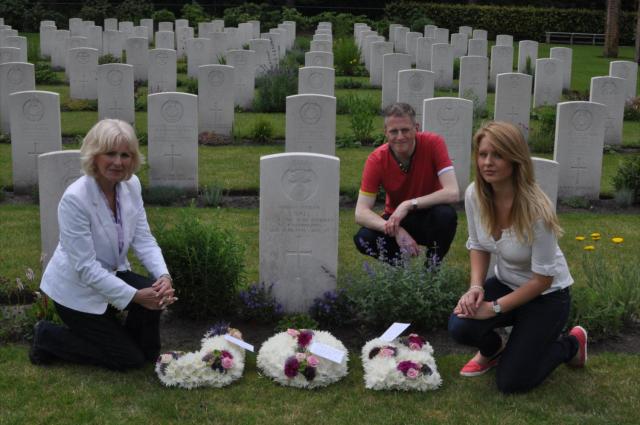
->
[0, 346, 638, 424]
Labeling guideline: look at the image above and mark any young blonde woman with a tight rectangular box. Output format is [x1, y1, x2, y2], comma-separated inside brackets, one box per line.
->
[448, 121, 587, 394]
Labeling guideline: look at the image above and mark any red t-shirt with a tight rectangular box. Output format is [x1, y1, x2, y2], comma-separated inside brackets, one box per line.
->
[360, 131, 454, 215]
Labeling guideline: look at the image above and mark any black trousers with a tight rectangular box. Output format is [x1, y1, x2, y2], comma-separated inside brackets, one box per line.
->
[448, 277, 578, 394]
[35, 271, 161, 371]
[353, 204, 458, 265]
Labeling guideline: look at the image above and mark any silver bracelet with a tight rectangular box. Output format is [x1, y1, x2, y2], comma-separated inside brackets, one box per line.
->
[467, 285, 484, 293]
[159, 273, 173, 283]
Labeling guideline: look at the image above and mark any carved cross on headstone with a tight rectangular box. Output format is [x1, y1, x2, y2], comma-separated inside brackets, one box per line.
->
[28, 142, 44, 172]
[163, 144, 182, 178]
[506, 105, 520, 121]
[108, 100, 123, 117]
[571, 157, 588, 186]
[286, 235, 312, 283]
[209, 101, 224, 124]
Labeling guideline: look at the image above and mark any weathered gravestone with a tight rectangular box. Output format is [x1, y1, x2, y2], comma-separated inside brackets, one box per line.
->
[305, 51, 333, 68]
[494, 73, 533, 140]
[38, 150, 83, 268]
[51, 30, 70, 69]
[451, 33, 468, 58]
[532, 157, 559, 208]
[158, 22, 173, 32]
[550, 47, 572, 91]
[67, 47, 98, 100]
[0, 47, 21, 66]
[126, 37, 148, 81]
[472, 29, 488, 40]
[424, 25, 437, 39]
[104, 18, 118, 32]
[0, 62, 35, 134]
[382, 53, 411, 109]
[10, 90, 61, 194]
[496, 34, 513, 47]
[397, 69, 434, 126]
[251, 38, 274, 74]
[87, 26, 103, 54]
[103, 30, 124, 59]
[198, 64, 234, 136]
[518, 40, 538, 74]
[459, 26, 473, 38]
[118, 21, 134, 34]
[423, 97, 473, 198]
[434, 28, 449, 44]
[4, 36, 27, 62]
[459, 55, 488, 110]
[208, 31, 231, 63]
[467, 38, 487, 57]
[148, 48, 177, 94]
[406, 31, 421, 65]
[64, 36, 88, 76]
[609, 60, 638, 101]
[589, 76, 625, 146]
[298, 66, 334, 97]
[554, 101, 606, 200]
[431, 43, 453, 89]
[489, 45, 513, 90]
[310, 40, 332, 53]
[176, 27, 193, 59]
[259, 152, 339, 313]
[186, 38, 212, 78]
[140, 19, 153, 45]
[533, 58, 563, 107]
[369, 41, 392, 87]
[39, 25, 56, 59]
[147, 92, 198, 191]
[285, 94, 336, 155]
[416, 37, 435, 70]
[97, 63, 135, 124]
[155, 31, 175, 50]
[227, 49, 257, 109]
[393, 26, 408, 53]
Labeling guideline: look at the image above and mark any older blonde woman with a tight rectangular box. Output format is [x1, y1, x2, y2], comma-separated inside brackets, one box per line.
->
[448, 121, 587, 393]
[31, 119, 176, 370]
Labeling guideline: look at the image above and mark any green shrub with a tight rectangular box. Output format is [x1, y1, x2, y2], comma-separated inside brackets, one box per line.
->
[34, 62, 61, 85]
[134, 91, 147, 112]
[98, 54, 120, 65]
[335, 78, 371, 89]
[181, 77, 198, 95]
[560, 196, 590, 209]
[294, 36, 310, 52]
[308, 11, 372, 37]
[345, 258, 465, 329]
[201, 183, 224, 207]
[524, 56, 533, 76]
[529, 106, 556, 153]
[61, 99, 98, 112]
[614, 187, 635, 207]
[0, 187, 5, 202]
[157, 212, 245, 320]
[275, 313, 319, 332]
[453, 57, 460, 81]
[79, 0, 112, 23]
[253, 65, 297, 113]
[611, 155, 640, 204]
[249, 119, 274, 144]
[181, 1, 209, 26]
[334, 38, 363, 77]
[623, 97, 640, 121]
[563, 90, 589, 101]
[177, 60, 187, 74]
[142, 186, 186, 206]
[116, 0, 153, 22]
[279, 48, 305, 69]
[309, 289, 355, 327]
[344, 94, 377, 145]
[152, 9, 176, 23]
[409, 16, 434, 33]
[237, 282, 283, 323]
[571, 252, 640, 340]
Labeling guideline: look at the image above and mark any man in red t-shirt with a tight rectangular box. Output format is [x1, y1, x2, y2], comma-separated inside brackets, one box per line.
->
[354, 103, 459, 265]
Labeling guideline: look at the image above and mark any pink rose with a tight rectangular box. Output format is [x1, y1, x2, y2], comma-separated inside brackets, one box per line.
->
[406, 368, 419, 379]
[380, 348, 395, 357]
[307, 355, 320, 367]
[295, 352, 306, 362]
[287, 328, 300, 337]
[409, 342, 421, 351]
[221, 357, 234, 369]
[159, 353, 173, 363]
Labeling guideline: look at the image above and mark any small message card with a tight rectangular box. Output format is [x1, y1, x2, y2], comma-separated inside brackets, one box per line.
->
[379, 322, 410, 342]
[224, 334, 254, 352]
[309, 342, 345, 364]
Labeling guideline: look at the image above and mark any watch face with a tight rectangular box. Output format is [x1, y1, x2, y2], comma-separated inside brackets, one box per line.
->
[492, 301, 501, 313]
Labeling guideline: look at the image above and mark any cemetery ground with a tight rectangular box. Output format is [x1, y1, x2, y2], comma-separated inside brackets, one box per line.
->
[1, 35, 640, 423]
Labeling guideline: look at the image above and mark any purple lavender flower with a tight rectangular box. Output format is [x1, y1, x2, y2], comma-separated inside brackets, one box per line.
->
[297, 330, 314, 348]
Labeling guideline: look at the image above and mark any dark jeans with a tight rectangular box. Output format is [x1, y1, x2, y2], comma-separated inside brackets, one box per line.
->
[448, 277, 578, 394]
[35, 271, 161, 371]
[353, 204, 457, 265]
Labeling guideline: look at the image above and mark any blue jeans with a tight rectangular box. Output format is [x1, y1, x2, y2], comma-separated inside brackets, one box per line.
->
[448, 277, 578, 393]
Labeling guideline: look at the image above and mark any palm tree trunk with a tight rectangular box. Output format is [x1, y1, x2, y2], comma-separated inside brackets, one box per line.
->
[604, 0, 620, 58]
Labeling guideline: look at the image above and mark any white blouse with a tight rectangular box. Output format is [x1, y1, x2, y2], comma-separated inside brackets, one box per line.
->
[465, 183, 573, 294]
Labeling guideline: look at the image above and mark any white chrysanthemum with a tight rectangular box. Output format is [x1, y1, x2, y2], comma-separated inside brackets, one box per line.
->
[156, 333, 246, 389]
[257, 330, 349, 389]
[361, 338, 442, 391]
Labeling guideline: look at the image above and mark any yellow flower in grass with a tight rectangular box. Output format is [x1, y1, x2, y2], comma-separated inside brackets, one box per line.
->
[584, 245, 596, 251]
[611, 237, 624, 244]
[575, 236, 585, 241]
[590, 232, 601, 241]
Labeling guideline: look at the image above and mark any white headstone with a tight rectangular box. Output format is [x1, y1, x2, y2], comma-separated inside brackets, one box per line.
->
[431, 43, 454, 89]
[186, 38, 212, 78]
[10, 90, 62, 194]
[467, 38, 487, 57]
[533, 58, 563, 107]
[226, 27, 242, 50]
[424, 25, 437, 39]
[158, 22, 173, 32]
[589, 76, 625, 145]
[554, 101, 606, 199]
[119, 21, 134, 34]
[148, 48, 177, 94]
[39, 25, 57, 59]
[212, 20, 225, 33]
[148, 92, 198, 191]
[87, 26, 103, 54]
[250, 38, 274, 75]
[0, 62, 35, 134]
[310, 40, 331, 53]
[51, 30, 70, 69]
[305, 51, 333, 68]
[227, 49, 257, 109]
[298, 66, 334, 97]
[155, 31, 174, 49]
[609, 60, 638, 101]
[370, 41, 393, 87]
[494, 73, 533, 140]
[103, 30, 124, 59]
[285, 94, 336, 156]
[98, 63, 135, 124]
[208, 31, 231, 63]
[451, 33, 468, 58]
[176, 27, 193, 59]
[489, 45, 513, 91]
[140, 19, 154, 44]
[472, 29, 487, 40]
[381, 53, 411, 109]
[532, 157, 559, 209]
[518, 40, 538, 74]
[198, 64, 234, 136]
[393, 26, 408, 53]
[550, 47, 572, 91]
[175, 19, 189, 29]
[459, 55, 488, 110]
[38, 150, 83, 268]
[496, 34, 513, 47]
[0, 47, 20, 65]
[397, 69, 435, 126]
[259, 152, 339, 313]
[434, 28, 449, 44]
[388, 24, 401, 43]
[125, 37, 148, 81]
[104, 18, 118, 32]
[423, 97, 473, 198]
[459, 26, 473, 38]
[67, 47, 98, 100]
[416, 37, 435, 70]
[405, 31, 422, 65]
[4, 36, 27, 62]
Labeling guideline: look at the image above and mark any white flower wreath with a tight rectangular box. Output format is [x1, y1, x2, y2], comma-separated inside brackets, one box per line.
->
[361, 334, 442, 391]
[155, 325, 246, 389]
[257, 329, 349, 389]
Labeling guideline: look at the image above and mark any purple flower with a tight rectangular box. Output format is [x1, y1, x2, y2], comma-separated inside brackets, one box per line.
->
[204, 322, 230, 338]
[297, 330, 314, 348]
[302, 365, 316, 381]
[397, 360, 420, 375]
[284, 356, 300, 378]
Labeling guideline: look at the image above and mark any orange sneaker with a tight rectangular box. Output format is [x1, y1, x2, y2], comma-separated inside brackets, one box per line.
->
[568, 326, 588, 368]
[459, 357, 499, 377]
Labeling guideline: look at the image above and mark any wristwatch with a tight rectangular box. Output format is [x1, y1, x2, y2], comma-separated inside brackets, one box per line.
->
[492, 300, 502, 314]
[411, 198, 418, 211]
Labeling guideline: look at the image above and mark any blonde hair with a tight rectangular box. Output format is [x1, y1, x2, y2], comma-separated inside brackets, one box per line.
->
[80, 119, 143, 180]
[472, 121, 562, 243]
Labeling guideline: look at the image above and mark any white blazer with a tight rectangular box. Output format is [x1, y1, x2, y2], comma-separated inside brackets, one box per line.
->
[41, 174, 169, 314]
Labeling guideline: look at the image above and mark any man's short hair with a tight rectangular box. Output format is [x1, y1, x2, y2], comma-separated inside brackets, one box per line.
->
[383, 102, 417, 125]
